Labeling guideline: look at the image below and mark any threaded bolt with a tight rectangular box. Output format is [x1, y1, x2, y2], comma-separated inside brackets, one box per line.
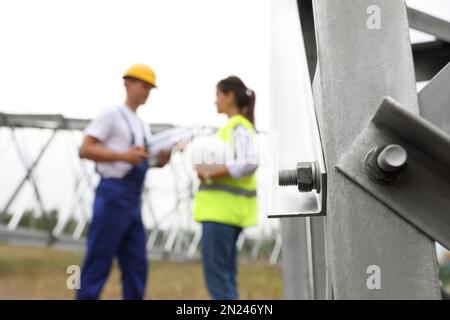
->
[279, 169, 298, 186]
[278, 162, 316, 193]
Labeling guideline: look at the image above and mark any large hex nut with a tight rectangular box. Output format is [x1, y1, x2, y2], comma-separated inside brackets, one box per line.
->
[297, 162, 314, 192]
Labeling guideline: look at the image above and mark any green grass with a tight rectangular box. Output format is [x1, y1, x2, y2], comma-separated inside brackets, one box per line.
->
[0, 244, 282, 300]
[440, 265, 450, 292]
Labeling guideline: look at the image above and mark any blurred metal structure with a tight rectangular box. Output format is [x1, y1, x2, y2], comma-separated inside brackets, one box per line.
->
[419, 62, 450, 133]
[0, 113, 280, 263]
[408, 7, 450, 82]
[271, 0, 450, 299]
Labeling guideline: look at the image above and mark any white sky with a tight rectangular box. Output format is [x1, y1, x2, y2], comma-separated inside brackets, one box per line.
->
[0, 0, 270, 129]
[407, 0, 450, 21]
[0, 0, 448, 128]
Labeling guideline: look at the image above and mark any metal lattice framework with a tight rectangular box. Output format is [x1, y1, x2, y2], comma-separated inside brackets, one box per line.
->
[0, 112, 281, 263]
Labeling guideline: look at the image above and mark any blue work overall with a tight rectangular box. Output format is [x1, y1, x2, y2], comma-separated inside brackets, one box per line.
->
[77, 109, 149, 300]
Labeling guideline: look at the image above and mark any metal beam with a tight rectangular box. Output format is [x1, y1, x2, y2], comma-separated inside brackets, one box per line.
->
[419, 62, 450, 133]
[297, 0, 317, 81]
[408, 7, 450, 81]
[413, 41, 450, 82]
[296, 3, 450, 83]
[0, 113, 174, 134]
[0, 113, 6, 126]
[9, 128, 55, 241]
[3, 114, 64, 129]
[312, 0, 440, 299]
[63, 118, 91, 131]
[337, 97, 450, 250]
[407, 7, 450, 43]
[1, 129, 59, 220]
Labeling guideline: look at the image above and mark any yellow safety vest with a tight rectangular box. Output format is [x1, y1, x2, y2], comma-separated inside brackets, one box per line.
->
[193, 114, 258, 228]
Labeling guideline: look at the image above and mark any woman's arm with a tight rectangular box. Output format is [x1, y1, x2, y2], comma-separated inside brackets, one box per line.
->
[225, 125, 258, 178]
[196, 125, 258, 182]
[197, 165, 230, 182]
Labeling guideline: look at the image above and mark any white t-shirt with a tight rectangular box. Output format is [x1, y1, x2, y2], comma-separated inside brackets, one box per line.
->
[84, 105, 153, 178]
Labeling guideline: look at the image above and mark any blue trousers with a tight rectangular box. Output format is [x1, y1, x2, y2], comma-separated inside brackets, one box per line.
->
[201, 222, 242, 300]
[76, 179, 148, 300]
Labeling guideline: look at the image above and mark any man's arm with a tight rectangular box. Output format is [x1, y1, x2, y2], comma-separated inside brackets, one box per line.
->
[154, 149, 172, 168]
[79, 135, 149, 165]
[196, 125, 258, 182]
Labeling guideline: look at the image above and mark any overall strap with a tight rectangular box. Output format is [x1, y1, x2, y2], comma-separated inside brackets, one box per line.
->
[119, 108, 135, 146]
[137, 118, 150, 151]
[118, 107, 149, 150]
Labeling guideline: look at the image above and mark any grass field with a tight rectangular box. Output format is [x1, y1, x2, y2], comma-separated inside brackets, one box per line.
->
[0, 244, 283, 300]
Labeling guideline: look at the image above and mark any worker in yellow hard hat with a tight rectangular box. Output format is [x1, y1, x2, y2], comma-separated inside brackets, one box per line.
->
[123, 63, 158, 88]
[76, 63, 170, 300]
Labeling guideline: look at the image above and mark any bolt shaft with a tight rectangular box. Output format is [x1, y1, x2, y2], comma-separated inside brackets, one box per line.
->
[278, 169, 298, 186]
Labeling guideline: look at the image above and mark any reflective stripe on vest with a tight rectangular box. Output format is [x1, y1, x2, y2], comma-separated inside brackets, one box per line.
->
[199, 183, 257, 197]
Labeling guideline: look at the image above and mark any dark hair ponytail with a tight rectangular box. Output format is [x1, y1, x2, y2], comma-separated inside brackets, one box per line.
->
[217, 76, 256, 126]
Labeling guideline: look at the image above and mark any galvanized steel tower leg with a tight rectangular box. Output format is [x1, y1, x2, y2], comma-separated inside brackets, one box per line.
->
[312, 0, 440, 299]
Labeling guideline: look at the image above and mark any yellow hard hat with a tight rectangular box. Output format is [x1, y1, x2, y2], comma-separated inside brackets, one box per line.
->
[123, 64, 157, 87]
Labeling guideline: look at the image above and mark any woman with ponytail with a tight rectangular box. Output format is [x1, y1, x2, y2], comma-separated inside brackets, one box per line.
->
[193, 76, 258, 300]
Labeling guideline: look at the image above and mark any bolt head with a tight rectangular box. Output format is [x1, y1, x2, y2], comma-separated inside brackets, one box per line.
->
[377, 144, 408, 173]
[365, 145, 407, 184]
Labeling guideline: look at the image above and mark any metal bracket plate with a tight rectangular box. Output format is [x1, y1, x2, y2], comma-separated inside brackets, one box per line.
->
[268, 166, 327, 218]
[336, 96, 450, 250]
[268, 92, 327, 219]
